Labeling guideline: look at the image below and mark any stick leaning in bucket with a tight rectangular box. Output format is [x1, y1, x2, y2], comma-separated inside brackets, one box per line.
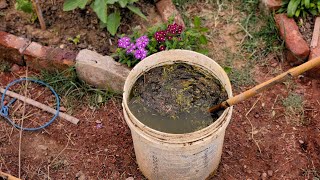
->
[209, 56, 320, 113]
[0, 88, 79, 125]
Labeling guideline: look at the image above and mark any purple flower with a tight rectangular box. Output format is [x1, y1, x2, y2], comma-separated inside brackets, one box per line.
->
[136, 35, 149, 49]
[126, 43, 136, 54]
[134, 48, 148, 60]
[118, 37, 131, 48]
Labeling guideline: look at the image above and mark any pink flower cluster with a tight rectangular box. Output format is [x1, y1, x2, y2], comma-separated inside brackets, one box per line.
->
[153, 23, 183, 51]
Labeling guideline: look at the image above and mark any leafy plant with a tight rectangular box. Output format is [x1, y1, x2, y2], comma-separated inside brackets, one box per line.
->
[15, 0, 38, 22]
[68, 35, 81, 45]
[115, 17, 209, 67]
[278, 0, 320, 18]
[15, 0, 33, 13]
[63, 0, 146, 36]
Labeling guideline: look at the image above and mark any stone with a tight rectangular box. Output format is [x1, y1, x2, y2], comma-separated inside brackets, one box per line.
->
[156, 0, 185, 28]
[75, 171, 86, 180]
[267, 170, 273, 176]
[0, 31, 30, 65]
[75, 49, 130, 92]
[261, 172, 268, 180]
[306, 47, 320, 79]
[274, 14, 310, 66]
[0, 0, 8, 9]
[126, 177, 134, 180]
[10, 64, 20, 72]
[259, 0, 282, 12]
[24, 42, 77, 71]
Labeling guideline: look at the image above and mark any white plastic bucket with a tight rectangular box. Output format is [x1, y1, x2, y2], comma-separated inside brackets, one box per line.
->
[122, 50, 233, 180]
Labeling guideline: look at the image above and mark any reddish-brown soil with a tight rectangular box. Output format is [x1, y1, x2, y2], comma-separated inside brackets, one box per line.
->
[1, 57, 320, 180]
[1, 0, 320, 179]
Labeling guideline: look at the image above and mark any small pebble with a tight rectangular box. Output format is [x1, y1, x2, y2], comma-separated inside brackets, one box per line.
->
[262, 172, 267, 180]
[10, 64, 20, 72]
[299, 140, 304, 144]
[96, 120, 102, 124]
[59, 44, 65, 49]
[126, 177, 134, 180]
[267, 170, 273, 176]
[60, 106, 67, 112]
[254, 114, 260, 118]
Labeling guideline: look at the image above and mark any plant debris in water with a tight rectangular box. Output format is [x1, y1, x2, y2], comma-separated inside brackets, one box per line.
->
[129, 63, 228, 134]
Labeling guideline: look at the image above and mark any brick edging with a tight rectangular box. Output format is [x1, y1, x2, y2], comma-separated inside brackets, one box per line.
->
[0, 31, 77, 71]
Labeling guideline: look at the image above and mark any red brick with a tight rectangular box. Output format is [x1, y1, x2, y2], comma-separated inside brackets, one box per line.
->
[156, 0, 185, 28]
[260, 0, 282, 11]
[24, 42, 77, 71]
[0, 31, 30, 65]
[306, 47, 320, 79]
[275, 14, 310, 65]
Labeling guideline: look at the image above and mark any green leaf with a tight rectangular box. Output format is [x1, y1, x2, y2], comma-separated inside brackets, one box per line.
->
[295, 8, 301, 17]
[92, 0, 108, 23]
[194, 16, 201, 29]
[127, 5, 147, 20]
[287, 0, 301, 18]
[199, 35, 208, 44]
[118, 0, 128, 8]
[223, 66, 232, 74]
[107, 11, 121, 36]
[106, 0, 118, 4]
[128, 0, 139, 3]
[197, 49, 209, 55]
[304, 0, 310, 8]
[15, 0, 33, 13]
[63, 0, 89, 11]
[309, 9, 318, 15]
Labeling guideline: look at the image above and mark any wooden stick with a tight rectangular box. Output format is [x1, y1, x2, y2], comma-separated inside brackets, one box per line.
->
[31, 0, 46, 30]
[0, 171, 21, 180]
[311, 17, 320, 48]
[0, 88, 79, 125]
[209, 56, 320, 113]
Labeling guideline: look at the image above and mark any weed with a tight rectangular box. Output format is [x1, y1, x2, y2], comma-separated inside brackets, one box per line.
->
[0, 60, 11, 72]
[229, 63, 255, 88]
[68, 35, 81, 45]
[34, 67, 119, 111]
[282, 92, 305, 123]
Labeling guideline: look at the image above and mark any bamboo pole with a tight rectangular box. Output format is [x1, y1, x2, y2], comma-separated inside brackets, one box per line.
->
[31, 0, 46, 30]
[0, 171, 21, 180]
[0, 88, 79, 125]
[209, 56, 320, 113]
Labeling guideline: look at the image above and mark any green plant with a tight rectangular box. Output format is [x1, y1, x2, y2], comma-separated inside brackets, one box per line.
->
[278, 0, 320, 18]
[63, 0, 147, 36]
[115, 16, 209, 67]
[282, 92, 305, 123]
[15, 0, 38, 22]
[36, 67, 119, 110]
[68, 35, 81, 45]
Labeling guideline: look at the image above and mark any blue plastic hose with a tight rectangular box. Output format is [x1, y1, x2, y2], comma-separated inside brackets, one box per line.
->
[0, 78, 60, 131]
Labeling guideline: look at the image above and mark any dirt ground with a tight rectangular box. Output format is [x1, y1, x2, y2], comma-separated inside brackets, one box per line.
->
[1, 0, 320, 180]
[0, 0, 161, 55]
